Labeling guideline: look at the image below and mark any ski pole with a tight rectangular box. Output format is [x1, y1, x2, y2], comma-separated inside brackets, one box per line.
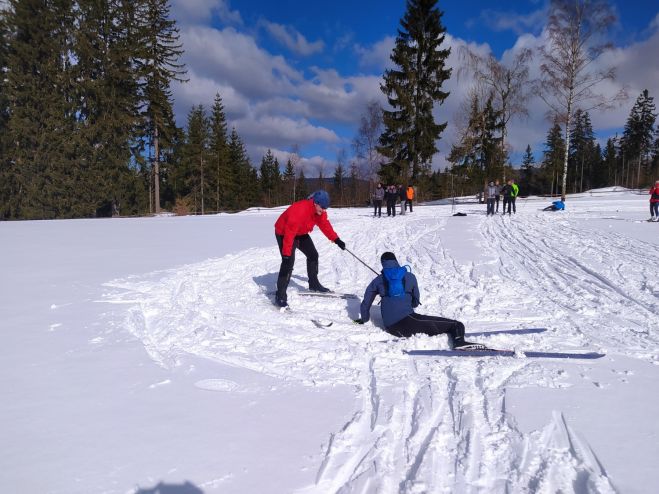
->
[345, 248, 379, 275]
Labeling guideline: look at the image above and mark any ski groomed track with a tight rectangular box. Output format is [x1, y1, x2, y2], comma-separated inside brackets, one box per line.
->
[105, 195, 658, 493]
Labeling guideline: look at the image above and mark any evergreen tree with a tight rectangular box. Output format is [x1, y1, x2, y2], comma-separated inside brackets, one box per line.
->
[333, 163, 346, 205]
[379, 0, 451, 182]
[569, 110, 596, 192]
[73, 0, 142, 217]
[620, 89, 656, 187]
[519, 144, 539, 194]
[228, 128, 258, 209]
[178, 105, 210, 213]
[297, 168, 309, 200]
[541, 122, 566, 196]
[0, 8, 11, 218]
[259, 149, 280, 207]
[135, 0, 186, 213]
[208, 93, 230, 211]
[601, 138, 618, 186]
[4, 0, 78, 219]
[282, 158, 296, 204]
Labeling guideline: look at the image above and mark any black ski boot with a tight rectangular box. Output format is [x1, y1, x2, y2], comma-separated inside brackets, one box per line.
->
[453, 337, 487, 351]
[307, 258, 331, 292]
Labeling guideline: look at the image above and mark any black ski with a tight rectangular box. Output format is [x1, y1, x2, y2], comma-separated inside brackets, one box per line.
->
[406, 349, 605, 359]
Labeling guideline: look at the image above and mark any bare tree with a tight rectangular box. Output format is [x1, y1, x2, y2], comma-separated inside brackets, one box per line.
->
[352, 100, 384, 192]
[536, 0, 626, 200]
[459, 46, 533, 178]
[289, 144, 301, 202]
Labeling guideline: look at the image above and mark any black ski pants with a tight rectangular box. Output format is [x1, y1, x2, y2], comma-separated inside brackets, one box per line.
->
[373, 199, 383, 217]
[275, 234, 320, 302]
[386, 313, 465, 344]
[386, 201, 396, 217]
[503, 197, 512, 214]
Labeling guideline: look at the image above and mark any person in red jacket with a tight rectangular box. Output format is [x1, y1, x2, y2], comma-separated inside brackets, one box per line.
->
[274, 190, 346, 307]
[649, 180, 659, 221]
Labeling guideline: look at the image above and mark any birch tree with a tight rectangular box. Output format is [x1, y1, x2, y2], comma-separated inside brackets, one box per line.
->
[537, 0, 626, 201]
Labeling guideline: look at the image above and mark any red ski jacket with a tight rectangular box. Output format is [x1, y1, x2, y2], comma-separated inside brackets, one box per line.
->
[650, 186, 659, 203]
[274, 199, 339, 256]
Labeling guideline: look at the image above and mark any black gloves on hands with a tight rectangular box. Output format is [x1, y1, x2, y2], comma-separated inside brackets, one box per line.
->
[353, 318, 364, 324]
[334, 238, 346, 250]
[281, 256, 293, 268]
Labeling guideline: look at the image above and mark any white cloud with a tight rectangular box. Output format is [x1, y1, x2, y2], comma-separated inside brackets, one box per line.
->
[261, 20, 324, 56]
[468, 6, 547, 36]
[171, 0, 242, 26]
[355, 36, 396, 70]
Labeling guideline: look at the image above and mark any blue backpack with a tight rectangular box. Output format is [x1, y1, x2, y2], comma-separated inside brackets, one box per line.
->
[383, 266, 410, 297]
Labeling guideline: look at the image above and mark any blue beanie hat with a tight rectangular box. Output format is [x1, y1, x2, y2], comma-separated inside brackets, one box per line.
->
[310, 190, 330, 209]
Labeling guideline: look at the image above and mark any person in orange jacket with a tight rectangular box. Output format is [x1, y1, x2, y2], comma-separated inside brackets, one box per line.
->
[650, 180, 659, 221]
[274, 190, 346, 307]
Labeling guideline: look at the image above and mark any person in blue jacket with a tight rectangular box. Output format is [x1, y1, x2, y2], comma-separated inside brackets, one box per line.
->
[543, 199, 565, 211]
[353, 252, 484, 349]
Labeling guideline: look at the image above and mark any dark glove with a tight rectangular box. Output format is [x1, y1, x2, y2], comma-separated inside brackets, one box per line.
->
[353, 318, 364, 324]
[334, 238, 346, 250]
[281, 256, 293, 268]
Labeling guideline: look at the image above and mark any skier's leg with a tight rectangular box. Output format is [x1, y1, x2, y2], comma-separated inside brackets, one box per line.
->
[275, 234, 297, 304]
[298, 234, 328, 292]
[386, 313, 466, 345]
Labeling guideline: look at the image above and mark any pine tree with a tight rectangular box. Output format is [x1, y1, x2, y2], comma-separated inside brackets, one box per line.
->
[5, 0, 78, 219]
[541, 122, 566, 196]
[569, 110, 596, 192]
[519, 144, 539, 194]
[282, 158, 296, 204]
[621, 90, 656, 187]
[208, 93, 230, 211]
[260, 149, 280, 207]
[297, 168, 309, 200]
[379, 0, 451, 182]
[228, 128, 258, 209]
[602, 138, 618, 186]
[333, 163, 346, 206]
[178, 105, 210, 213]
[0, 8, 11, 218]
[74, 0, 142, 217]
[135, 0, 187, 213]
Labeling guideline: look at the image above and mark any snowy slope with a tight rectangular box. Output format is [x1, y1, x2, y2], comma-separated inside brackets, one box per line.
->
[1, 189, 658, 493]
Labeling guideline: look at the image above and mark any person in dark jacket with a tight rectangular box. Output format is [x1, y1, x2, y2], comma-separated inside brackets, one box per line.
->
[501, 180, 513, 215]
[274, 190, 346, 307]
[353, 252, 484, 349]
[385, 185, 397, 217]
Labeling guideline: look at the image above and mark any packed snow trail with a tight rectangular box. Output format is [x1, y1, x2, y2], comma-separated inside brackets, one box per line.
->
[100, 201, 658, 493]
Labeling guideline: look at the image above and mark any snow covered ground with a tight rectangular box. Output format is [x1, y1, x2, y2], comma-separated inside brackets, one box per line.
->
[1, 188, 658, 494]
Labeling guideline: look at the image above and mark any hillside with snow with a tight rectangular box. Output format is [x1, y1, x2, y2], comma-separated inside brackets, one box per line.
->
[1, 188, 658, 494]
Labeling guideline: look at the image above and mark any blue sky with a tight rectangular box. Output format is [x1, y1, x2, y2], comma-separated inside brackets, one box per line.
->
[170, 0, 659, 174]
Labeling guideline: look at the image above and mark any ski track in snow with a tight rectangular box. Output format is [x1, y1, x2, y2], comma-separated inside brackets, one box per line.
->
[99, 203, 659, 493]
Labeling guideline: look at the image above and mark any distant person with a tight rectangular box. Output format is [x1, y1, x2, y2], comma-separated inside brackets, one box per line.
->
[485, 181, 497, 216]
[511, 179, 519, 213]
[385, 185, 397, 217]
[373, 183, 385, 217]
[405, 185, 415, 212]
[501, 180, 513, 215]
[650, 180, 659, 221]
[274, 190, 346, 308]
[494, 179, 502, 212]
[397, 184, 406, 215]
[353, 252, 485, 350]
[543, 199, 565, 211]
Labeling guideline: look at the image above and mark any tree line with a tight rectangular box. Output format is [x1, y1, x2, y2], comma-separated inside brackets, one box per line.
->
[2, 0, 659, 220]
